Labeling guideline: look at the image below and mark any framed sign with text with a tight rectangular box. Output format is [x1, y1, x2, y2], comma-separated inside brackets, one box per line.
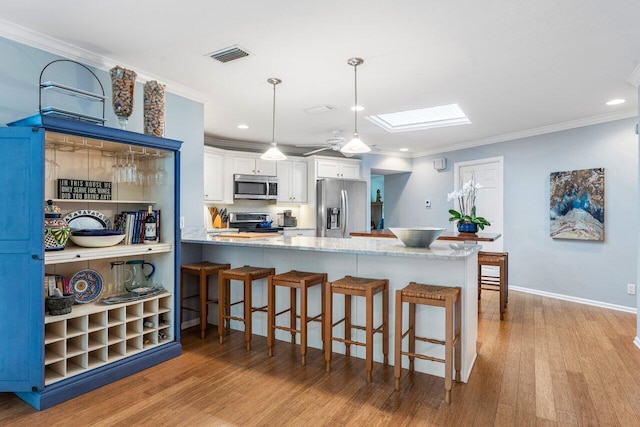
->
[57, 179, 112, 200]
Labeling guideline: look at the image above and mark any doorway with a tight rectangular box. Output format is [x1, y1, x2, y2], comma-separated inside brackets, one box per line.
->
[454, 156, 504, 252]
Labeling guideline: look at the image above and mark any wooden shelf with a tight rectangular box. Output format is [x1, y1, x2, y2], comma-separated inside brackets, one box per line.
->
[45, 243, 172, 265]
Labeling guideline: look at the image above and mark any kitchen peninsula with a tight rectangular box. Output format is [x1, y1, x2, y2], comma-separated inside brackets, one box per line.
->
[182, 233, 480, 381]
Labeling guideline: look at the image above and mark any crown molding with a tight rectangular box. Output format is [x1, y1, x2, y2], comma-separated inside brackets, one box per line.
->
[0, 18, 209, 104]
[412, 108, 638, 158]
[628, 62, 640, 87]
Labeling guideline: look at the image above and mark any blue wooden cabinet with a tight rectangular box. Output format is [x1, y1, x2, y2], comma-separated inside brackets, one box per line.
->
[0, 115, 182, 409]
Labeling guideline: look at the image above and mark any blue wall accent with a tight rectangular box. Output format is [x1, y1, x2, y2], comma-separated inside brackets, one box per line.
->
[386, 117, 638, 308]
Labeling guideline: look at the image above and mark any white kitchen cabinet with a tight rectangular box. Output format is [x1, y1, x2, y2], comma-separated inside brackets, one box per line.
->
[204, 149, 223, 202]
[316, 158, 361, 180]
[277, 160, 308, 203]
[233, 155, 277, 176]
[282, 228, 315, 237]
[204, 147, 233, 203]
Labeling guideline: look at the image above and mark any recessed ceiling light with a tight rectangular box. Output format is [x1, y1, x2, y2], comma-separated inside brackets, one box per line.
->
[237, 124, 249, 129]
[399, 148, 409, 152]
[350, 105, 365, 112]
[365, 103, 470, 133]
[606, 98, 626, 106]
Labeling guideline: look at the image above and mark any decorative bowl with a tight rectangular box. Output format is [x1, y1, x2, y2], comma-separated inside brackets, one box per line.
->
[389, 227, 446, 248]
[46, 294, 75, 315]
[69, 233, 126, 248]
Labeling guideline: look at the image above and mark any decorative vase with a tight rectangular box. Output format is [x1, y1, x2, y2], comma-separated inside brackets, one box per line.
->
[143, 80, 166, 137]
[109, 66, 137, 130]
[457, 221, 478, 234]
[44, 200, 70, 251]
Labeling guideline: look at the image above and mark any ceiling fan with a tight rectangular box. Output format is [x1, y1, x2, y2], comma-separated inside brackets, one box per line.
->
[299, 130, 348, 156]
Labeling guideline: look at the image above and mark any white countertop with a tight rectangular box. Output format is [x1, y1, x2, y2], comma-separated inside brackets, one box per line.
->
[182, 232, 480, 260]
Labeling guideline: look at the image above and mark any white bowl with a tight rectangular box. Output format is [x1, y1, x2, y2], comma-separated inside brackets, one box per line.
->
[389, 227, 446, 248]
[69, 234, 126, 248]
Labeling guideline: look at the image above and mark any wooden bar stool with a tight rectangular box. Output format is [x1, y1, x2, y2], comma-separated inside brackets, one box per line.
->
[267, 270, 327, 366]
[324, 275, 389, 382]
[478, 251, 509, 320]
[394, 282, 461, 404]
[180, 262, 230, 339]
[218, 265, 275, 351]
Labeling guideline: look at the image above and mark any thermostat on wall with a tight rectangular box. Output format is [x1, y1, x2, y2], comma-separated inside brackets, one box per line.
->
[433, 158, 447, 171]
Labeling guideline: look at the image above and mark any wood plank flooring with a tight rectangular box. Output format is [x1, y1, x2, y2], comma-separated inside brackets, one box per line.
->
[1, 290, 639, 426]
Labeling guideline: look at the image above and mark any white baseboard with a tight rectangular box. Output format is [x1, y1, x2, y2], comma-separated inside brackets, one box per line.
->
[634, 336, 640, 350]
[181, 318, 200, 330]
[510, 286, 637, 314]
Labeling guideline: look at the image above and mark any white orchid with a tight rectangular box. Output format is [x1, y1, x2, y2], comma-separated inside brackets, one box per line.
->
[448, 176, 491, 230]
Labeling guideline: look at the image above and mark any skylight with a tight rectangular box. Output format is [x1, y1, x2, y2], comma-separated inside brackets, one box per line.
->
[365, 103, 470, 133]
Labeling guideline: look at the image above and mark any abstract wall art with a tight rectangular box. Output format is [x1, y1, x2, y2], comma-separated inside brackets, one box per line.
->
[550, 168, 604, 241]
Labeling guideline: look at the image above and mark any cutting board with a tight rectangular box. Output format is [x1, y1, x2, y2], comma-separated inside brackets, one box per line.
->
[217, 232, 281, 239]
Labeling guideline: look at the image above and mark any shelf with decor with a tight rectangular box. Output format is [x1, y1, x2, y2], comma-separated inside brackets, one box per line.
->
[0, 113, 182, 410]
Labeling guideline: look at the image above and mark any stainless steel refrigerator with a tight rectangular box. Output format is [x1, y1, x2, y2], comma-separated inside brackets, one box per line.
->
[316, 179, 368, 237]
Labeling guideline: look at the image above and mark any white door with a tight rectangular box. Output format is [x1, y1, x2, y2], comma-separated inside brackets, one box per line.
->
[454, 156, 504, 253]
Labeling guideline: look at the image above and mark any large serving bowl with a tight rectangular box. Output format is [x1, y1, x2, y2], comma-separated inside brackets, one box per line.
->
[389, 227, 446, 248]
[69, 230, 126, 248]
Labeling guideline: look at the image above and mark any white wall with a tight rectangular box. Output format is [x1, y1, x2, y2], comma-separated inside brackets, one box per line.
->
[388, 117, 638, 308]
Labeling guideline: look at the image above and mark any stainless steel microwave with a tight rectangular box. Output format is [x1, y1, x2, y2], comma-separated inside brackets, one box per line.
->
[233, 174, 278, 200]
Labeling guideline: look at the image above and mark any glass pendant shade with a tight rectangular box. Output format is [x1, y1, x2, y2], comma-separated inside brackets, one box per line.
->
[341, 57, 370, 155]
[340, 133, 371, 154]
[262, 77, 286, 161]
[261, 143, 286, 160]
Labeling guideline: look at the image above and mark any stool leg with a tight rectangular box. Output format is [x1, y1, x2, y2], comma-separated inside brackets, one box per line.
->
[290, 287, 297, 344]
[244, 277, 252, 352]
[267, 275, 275, 357]
[394, 290, 402, 391]
[325, 282, 332, 373]
[382, 281, 389, 366]
[455, 295, 462, 383]
[199, 271, 207, 339]
[365, 288, 374, 383]
[344, 294, 352, 357]
[180, 268, 185, 324]
[300, 284, 307, 366]
[408, 301, 416, 372]
[445, 297, 454, 404]
[225, 280, 231, 334]
[499, 259, 506, 320]
[478, 263, 482, 301]
[320, 276, 326, 352]
[218, 273, 226, 344]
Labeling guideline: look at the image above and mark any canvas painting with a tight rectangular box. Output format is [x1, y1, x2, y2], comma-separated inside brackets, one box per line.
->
[550, 168, 604, 240]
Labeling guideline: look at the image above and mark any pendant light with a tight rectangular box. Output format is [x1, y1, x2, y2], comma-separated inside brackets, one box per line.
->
[341, 57, 371, 154]
[261, 78, 286, 161]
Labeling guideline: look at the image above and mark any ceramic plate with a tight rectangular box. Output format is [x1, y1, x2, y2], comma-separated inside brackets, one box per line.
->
[70, 269, 104, 304]
[63, 210, 111, 231]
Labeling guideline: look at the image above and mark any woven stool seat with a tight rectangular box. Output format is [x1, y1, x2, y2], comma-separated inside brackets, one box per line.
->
[325, 275, 389, 382]
[330, 276, 387, 292]
[218, 265, 275, 351]
[401, 283, 461, 301]
[267, 270, 327, 366]
[395, 281, 462, 404]
[180, 261, 230, 339]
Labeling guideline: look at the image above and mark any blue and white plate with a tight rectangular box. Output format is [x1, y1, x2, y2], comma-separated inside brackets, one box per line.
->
[70, 269, 103, 304]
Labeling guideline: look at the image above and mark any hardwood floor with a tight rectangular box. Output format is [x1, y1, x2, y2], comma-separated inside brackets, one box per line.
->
[2, 291, 639, 426]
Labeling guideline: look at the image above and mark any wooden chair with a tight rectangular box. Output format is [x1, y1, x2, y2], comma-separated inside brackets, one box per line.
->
[180, 262, 230, 339]
[394, 282, 461, 404]
[218, 265, 275, 351]
[478, 251, 508, 320]
[267, 270, 327, 366]
[324, 275, 389, 382]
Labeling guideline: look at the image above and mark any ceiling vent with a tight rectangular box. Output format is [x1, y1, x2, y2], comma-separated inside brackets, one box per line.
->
[303, 105, 336, 115]
[207, 45, 250, 63]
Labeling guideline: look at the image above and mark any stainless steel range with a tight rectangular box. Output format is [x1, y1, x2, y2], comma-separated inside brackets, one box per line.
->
[228, 212, 284, 233]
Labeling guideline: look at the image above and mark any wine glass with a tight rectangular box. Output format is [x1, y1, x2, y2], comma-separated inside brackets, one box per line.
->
[111, 153, 120, 183]
[126, 152, 137, 184]
[146, 157, 157, 186]
[155, 156, 166, 186]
